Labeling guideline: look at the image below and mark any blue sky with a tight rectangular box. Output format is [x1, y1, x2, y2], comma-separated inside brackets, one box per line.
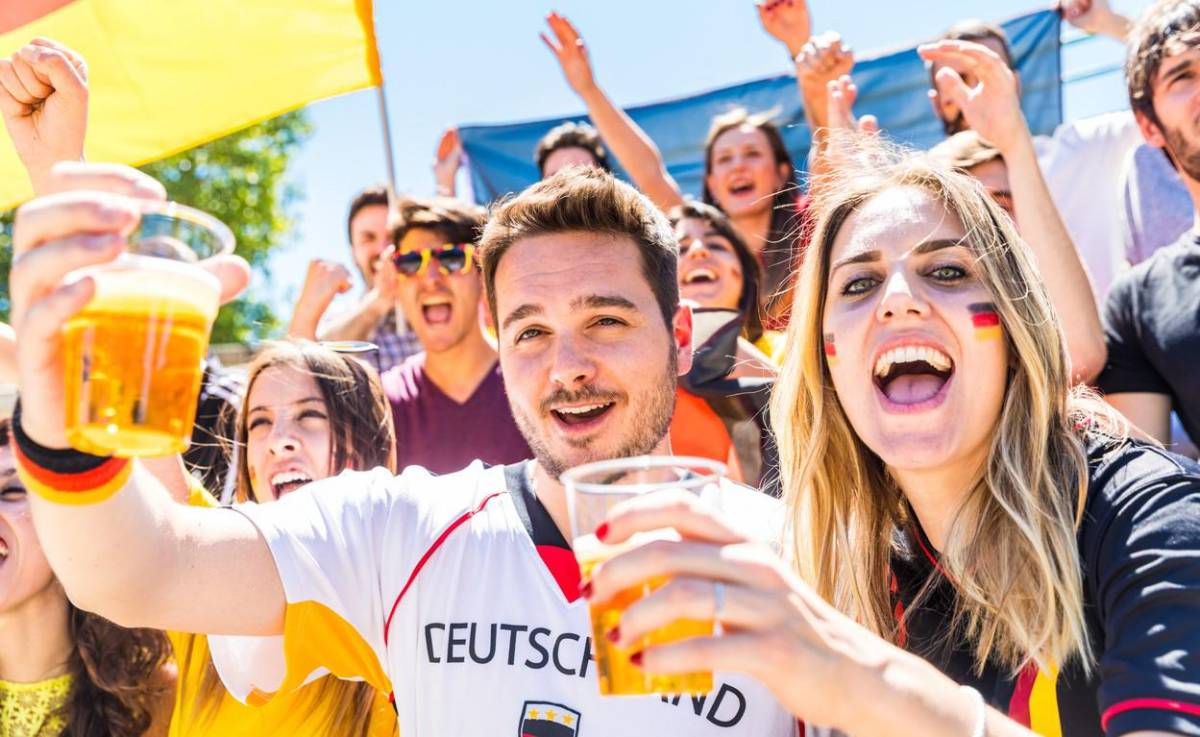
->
[257, 0, 1149, 326]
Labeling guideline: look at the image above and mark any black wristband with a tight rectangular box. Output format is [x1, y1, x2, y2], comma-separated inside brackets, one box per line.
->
[11, 398, 112, 475]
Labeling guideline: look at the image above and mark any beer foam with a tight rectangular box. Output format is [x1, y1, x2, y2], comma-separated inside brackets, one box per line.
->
[81, 255, 221, 320]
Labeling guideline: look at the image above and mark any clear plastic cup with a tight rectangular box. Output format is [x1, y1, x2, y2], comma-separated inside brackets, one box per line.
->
[62, 202, 234, 457]
[563, 455, 726, 696]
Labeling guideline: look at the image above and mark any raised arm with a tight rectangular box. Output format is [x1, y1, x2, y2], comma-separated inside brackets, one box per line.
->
[540, 12, 684, 211]
[0, 39, 88, 195]
[433, 127, 463, 198]
[287, 258, 352, 340]
[11, 162, 284, 636]
[919, 41, 1107, 384]
[318, 249, 399, 342]
[1061, 0, 1133, 42]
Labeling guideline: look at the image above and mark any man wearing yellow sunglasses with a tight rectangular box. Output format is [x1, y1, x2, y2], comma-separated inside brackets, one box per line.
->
[381, 196, 531, 473]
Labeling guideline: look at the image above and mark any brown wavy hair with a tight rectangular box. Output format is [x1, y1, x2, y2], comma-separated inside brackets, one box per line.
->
[0, 419, 172, 736]
[190, 341, 396, 736]
[63, 606, 172, 736]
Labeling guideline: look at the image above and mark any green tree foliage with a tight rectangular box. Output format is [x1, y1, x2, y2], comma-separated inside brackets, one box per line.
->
[0, 110, 312, 344]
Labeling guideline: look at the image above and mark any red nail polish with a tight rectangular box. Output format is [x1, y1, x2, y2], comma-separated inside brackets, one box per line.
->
[595, 522, 609, 541]
[630, 650, 643, 667]
[606, 626, 620, 643]
[579, 579, 593, 599]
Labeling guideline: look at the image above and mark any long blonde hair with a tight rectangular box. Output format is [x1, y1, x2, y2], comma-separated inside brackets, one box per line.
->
[771, 147, 1124, 675]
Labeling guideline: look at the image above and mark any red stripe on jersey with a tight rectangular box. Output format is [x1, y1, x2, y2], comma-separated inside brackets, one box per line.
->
[383, 491, 506, 645]
[1101, 698, 1200, 730]
[537, 544, 581, 602]
[1008, 663, 1037, 728]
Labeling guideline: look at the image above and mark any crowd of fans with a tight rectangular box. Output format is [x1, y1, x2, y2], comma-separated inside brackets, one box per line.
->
[2, 0, 1200, 735]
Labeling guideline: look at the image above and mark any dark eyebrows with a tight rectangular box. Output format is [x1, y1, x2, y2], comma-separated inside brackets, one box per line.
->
[910, 238, 967, 256]
[1161, 56, 1195, 84]
[829, 238, 966, 274]
[247, 396, 325, 415]
[501, 303, 543, 331]
[572, 294, 638, 312]
[501, 294, 639, 331]
[830, 249, 881, 272]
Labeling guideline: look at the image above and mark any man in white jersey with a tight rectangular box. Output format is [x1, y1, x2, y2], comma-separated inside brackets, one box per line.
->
[10, 163, 796, 736]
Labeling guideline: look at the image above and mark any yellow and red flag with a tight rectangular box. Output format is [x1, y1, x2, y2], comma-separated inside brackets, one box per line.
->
[0, 0, 381, 209]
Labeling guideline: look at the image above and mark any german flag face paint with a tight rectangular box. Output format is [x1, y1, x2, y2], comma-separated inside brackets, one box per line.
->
[968, 302, 1002, 341]
[823, 333, 838, 366]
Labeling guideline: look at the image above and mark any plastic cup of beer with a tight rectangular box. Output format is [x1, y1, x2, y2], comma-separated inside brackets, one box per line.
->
[62, 202, 234, 457]
[563, 455, 726, 696]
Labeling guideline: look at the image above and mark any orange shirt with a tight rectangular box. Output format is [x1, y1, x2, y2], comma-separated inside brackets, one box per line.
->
[669, 389, 732, 464]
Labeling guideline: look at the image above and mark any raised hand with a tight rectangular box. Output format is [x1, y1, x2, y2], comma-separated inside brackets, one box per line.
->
[540, 12, 597, 97]
[1060, 0, 1131, 40]
[796, 32, 854, 94]
[11, 162, 249, 448]
[289, 259, 352, 339]
[0, 39, 89, 193]
[809, 75, 879, 181]
[433, 127, 462, 197]
[826, 75, 878, 135]
[919, 40, 1028, 155]
[756, 0, 813, 57]
[582, 489, 923, 734]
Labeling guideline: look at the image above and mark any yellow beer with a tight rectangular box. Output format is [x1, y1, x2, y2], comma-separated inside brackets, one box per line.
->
[62, 257, 220, 457]
[577, 534, 714, 695]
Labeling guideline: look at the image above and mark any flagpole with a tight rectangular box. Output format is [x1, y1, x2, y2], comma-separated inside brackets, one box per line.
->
[374, 77, 413, 340]
[375, 82, 399, 200]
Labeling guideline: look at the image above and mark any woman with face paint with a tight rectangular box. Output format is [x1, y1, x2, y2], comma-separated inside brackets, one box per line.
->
[169, 341, 398, 737]
[584, 149, 1200, 737]
[0, 415, 175, 736]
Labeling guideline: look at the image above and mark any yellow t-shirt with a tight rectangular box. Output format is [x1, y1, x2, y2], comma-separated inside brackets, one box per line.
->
[167, 632, 397, 737]
[168, 480, 397, 737]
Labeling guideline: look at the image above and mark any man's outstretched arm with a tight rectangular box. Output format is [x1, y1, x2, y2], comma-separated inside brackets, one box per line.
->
[11, 162, 284, 636]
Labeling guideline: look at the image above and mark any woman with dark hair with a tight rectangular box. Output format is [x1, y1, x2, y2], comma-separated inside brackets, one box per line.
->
[668, 200, 779, 489]
[540, 12, 803, 322]
[169, 341, 398, 737]
[670, 199, 771, 352]
[0, 415, 174, 736]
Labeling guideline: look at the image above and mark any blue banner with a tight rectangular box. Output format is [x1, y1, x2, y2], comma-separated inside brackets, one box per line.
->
[459, 9, 1061, 204]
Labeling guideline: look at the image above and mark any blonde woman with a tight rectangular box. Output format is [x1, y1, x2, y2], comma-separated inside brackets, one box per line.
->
[584, 150, 1200, 736]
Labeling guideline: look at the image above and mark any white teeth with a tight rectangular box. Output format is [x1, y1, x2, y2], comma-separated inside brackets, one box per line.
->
[556, 403, 611, 415]
[684, 268, 717, 284]
[270, 471, 312, 487]
[421, 296, 452, 307]
[872, 345, 953, 379]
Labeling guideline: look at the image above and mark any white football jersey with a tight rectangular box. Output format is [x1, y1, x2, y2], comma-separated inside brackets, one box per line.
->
[209, 461, 797, 736]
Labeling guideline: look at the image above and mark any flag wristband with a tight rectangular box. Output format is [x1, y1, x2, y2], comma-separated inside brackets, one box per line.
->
[10, 401, 132, 505]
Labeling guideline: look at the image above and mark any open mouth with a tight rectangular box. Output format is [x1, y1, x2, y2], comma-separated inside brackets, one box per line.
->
[872, 345, 954, 408]
[728, 180, 755, 197]
[682, 267, 719, 285]
[551, 401, 616, 429]
[270, 470, 313, 498]
[420, 295, 453, 327]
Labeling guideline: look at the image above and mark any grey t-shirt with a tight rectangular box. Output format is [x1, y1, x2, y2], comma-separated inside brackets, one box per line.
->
[1098, 231, 1200, 445]
[1122, 144, 1193, 266]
